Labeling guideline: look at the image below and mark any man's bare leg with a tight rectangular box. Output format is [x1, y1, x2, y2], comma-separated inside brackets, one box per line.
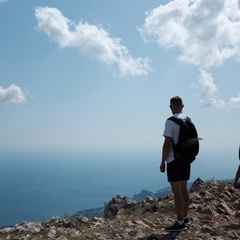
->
[181, 180, 190, 217]
[170, 181, 184, 221]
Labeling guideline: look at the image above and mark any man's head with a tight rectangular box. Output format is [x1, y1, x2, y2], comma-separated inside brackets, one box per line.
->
[170, 96, 184, 113]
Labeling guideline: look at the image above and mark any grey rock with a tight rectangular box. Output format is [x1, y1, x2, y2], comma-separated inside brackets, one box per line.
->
[104, 195, 137, 219]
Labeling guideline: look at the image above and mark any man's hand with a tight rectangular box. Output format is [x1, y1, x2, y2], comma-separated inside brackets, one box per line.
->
[160, 162, 165, 173]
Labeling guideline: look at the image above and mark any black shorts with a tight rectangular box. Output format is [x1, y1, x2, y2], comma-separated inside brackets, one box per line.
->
[167, 159, 191, 182]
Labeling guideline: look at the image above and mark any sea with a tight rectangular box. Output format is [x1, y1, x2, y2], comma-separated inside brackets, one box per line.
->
[0, 148, 237, 227]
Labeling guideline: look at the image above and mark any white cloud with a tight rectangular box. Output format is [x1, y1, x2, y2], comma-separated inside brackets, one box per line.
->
[0, 84, 26, 104]
[0, 0, 7, 3]
[139, 0, 240, 68]
[140, 0, 240, 108]
[35, 7, 151, 77]
[197, 69, 240, 108]
[228, 93, 240, 108]
[197, 69, 225, 107]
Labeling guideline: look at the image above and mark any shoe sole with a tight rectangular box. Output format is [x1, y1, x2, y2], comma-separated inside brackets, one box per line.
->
[165, 228, 187, 232]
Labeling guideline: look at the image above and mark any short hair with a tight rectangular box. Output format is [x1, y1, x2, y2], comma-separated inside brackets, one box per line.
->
[170, 96, 183, 107]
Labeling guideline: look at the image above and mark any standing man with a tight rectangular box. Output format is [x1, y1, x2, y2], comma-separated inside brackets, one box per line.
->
[233, 145, 240, 188]
[160, 96, 192, 232]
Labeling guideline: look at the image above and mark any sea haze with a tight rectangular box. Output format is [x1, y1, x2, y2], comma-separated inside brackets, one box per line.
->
[0, 148, 165, 227]
[0, 147, 237, 227]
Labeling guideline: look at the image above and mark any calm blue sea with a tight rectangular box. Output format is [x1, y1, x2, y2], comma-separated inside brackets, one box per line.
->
[0, 149, 166, 227]
[0, 148, 237, 227]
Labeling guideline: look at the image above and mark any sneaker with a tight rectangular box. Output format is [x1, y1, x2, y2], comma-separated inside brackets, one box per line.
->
[165, 221, 186, 232]
[184, 218, 190, 226]
[234, 183, 240, 189]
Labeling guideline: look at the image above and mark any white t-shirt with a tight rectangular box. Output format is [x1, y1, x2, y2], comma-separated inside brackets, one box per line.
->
[163, 113, 187, 163]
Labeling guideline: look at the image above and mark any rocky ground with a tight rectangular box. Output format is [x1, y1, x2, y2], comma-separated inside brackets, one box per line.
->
[0, 178, 240, 240]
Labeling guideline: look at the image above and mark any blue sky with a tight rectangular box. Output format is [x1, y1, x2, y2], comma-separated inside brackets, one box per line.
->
[0, 0, 240, 161]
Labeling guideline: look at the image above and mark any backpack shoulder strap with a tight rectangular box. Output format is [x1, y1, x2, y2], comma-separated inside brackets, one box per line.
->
[168, 116, 192, 125]
[186, 116, 192, 123]
[239, 145, 240, 160]
[168, 116, 183, 125]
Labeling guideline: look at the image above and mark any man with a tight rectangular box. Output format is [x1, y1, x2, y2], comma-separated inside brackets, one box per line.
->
[160, 96, 191, 232]
[233, 145, 240, 188]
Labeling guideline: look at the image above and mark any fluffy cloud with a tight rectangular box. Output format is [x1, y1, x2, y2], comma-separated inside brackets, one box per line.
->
[139, 0, 240, 107]
[197, 69, 240, 108]
[139, 0, 240, 68]
[228, 93, 240, 108]
[0, 84, 26, 104]
[197, 69, 225, 107]
[35, 7, 151, 77]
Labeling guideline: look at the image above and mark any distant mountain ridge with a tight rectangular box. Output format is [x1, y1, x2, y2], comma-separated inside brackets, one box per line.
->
[73, 182, 192, 218]
[73, 179, 234, 218]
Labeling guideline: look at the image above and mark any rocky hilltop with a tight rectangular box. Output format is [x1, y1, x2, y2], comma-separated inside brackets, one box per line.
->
[72, 185, 174, 219]
[0, 178, 240, 240]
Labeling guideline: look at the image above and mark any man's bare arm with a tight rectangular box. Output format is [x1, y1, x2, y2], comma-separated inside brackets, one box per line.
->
[160, 136, 172, 172]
